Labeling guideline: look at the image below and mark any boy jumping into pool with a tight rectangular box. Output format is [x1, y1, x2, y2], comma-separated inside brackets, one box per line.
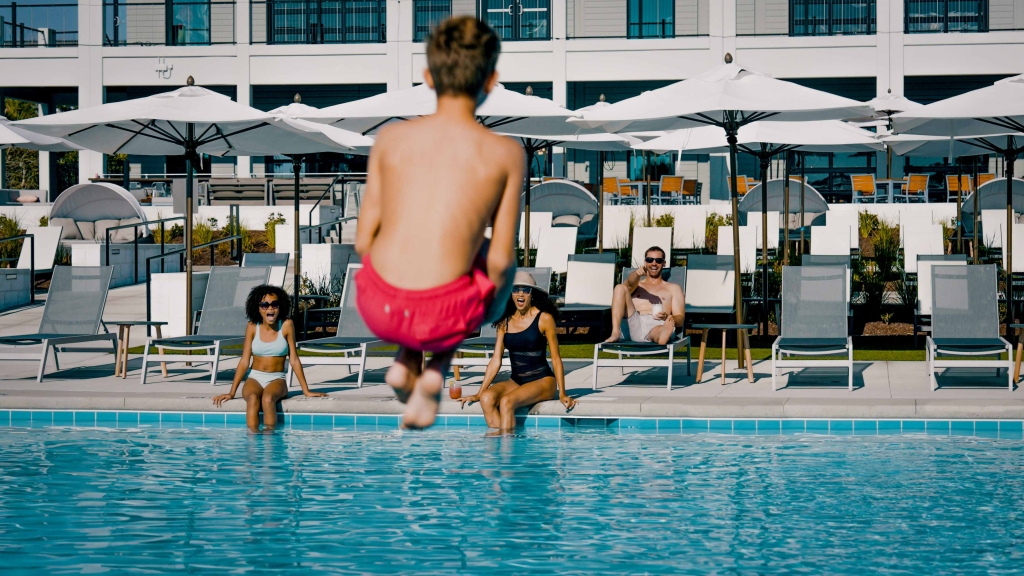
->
[355, 16, 522, 429]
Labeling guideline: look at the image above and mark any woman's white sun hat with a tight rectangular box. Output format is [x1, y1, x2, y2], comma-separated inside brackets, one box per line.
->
[512, 270, 547, 295]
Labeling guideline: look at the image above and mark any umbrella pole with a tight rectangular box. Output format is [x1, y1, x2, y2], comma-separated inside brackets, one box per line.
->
[524, 147, 534, 267]
[783, 151, 791, 265]
[957, 160, 963, 254]
[646, 150, 651, 223]
[122, 157, 130, 191]
[759, 154, 770, 337]
[799, 152, 806, 255]
[886, 146, 892, 181]
[974, 156, 979, 264]
[1006, 140, 1016, 325]
[293, 155, 303, 304]
[597, 150, 604, 254]
[184, 123, 195, 337]
[726, 120, 745, 368]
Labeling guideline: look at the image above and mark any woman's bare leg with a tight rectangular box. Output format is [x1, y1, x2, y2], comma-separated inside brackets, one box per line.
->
[497, 377, 557, 431]
[260, 379, 288, 429]
[241, 379, 265, 432]
[478, 381, 520, 429]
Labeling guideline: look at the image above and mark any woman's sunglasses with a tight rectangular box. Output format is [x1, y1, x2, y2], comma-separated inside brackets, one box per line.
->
[511, 286, 534, 295]
[645, 257, 666, 264]
[259, 301, 281, 310]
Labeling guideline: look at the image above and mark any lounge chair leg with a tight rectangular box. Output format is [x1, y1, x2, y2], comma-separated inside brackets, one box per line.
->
[667, 346, 674, 391]
[686, 341, 691, 376]
[721, 329, 727, 386]
[618, 352, 623, 376]
[744, 331, 753, 383]
[771, 346, 777, 391]
[36, 341, 50, 383]
[344, 350, 352, 374]
[140, 341, 150, 385]
[1014, 341, 1023, 384]
[1010, 345, 1015, 391]
[592, 344, 600, 391]
[695, 329, 707, 382]
[357, 344, 367, 388]
[115, 325, 125, 377]
[210, 343, 221, 386]
[52, 349, 60, 371]
[155, 325, 168, 377]
[112, 335, 121, 377]
[848, 343, 854, 392]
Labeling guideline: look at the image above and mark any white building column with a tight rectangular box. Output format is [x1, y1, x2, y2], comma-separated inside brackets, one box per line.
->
[235, 0, 252, 177]
[36, 103, 51, 199]
[887, 0, 905, 96]
[551, 0, 567, 177]
[77, 0, 105, 182]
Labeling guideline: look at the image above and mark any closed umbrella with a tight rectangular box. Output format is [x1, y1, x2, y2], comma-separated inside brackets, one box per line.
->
[577, 61, 872, 357]
[638, 120, 881, 333]
[14, 78, 357, 335]
[892, 74, 1024, 321]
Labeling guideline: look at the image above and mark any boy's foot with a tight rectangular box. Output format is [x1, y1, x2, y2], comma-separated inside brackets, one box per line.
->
[401, 370, 443, 429]
[385, 362, 416, 404]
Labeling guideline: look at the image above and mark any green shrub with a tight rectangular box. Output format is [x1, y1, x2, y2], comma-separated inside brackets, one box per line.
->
[653, 212, 675, 228]
[192, 220, 214, 248]
[704, 213, 732, 254]
[265, 212, 286, 250]
[858, 211, 879, 240]
[38, 215, 48, 227]
[0, 214, 23, 268]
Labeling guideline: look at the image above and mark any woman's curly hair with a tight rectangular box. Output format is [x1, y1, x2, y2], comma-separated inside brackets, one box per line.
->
[245, 284, 291, 325]
[492, 288, 561, 330]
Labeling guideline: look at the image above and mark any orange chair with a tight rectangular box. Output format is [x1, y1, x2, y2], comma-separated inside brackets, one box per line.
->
[656, 175, 684, 204]
[945, 175, 973, 202]
[851, 174, 880, 203]
[895, 174, 929, 203]
[978, 173, 996, 187]
[681, 179, 700, 205]
[601, 177, 620, 204]
[730, 176, 750, 196]
[617, 179, 640, 205]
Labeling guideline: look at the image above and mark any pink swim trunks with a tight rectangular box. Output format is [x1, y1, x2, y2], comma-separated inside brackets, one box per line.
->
[355, 255, 496, 353]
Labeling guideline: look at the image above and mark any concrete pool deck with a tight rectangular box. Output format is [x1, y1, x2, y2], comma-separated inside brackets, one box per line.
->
[1, 284, 1022, 420]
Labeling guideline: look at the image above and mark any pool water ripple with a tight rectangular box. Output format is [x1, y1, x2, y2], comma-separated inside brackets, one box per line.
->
[1, 427, 1023, 574]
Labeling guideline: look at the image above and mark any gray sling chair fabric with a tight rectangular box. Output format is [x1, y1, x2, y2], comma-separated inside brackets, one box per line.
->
[913, 254, 968, 347]
[242, 252, 290, 288]
[140, 266, 272, 385]
[926, 264, 1013, 391]
[0, 266, 117, 382]
[684, 254, 735, 316]
[295, 263, 386, 388]
[452, 267, 554, 374]
[591, 266, 691, 390]
[568, 252, 616, 265]
[771, 266, 854, 391]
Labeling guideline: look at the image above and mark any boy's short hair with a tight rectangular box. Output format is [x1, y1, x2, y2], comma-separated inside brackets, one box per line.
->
[427, 17, 500, 98]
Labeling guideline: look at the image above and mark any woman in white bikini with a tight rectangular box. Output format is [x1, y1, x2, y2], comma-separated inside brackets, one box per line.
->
[213, 285, 326, 431]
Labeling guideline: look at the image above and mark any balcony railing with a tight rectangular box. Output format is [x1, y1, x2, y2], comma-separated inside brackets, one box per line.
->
[481, 0, 549, 41]
[103, 0, 236, 46]
[0, 2, 78, 47]
[905, 0, 987, 33]
[250, 0, 386, 44]
[568, 0, 704, 39]
[790, 0, 876, 36]
[413, 0, 448, 42]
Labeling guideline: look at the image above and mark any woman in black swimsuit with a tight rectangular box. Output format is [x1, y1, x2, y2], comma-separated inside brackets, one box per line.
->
[458, 271, 576, 430]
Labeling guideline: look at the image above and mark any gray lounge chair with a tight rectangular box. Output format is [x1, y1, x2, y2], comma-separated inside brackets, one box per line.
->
[242, 252, 290, 287]
[926, 264, 1012, 391]
[568, 252, 616, 265]
[140, 266, 271, 385]
[295, 263, 385, 388]
[771, 266, 854, 391]
[684, 255, 735, 317]
[913, 254, 967, 346]
[592, 266, 691, 390]
[0, 266, 117, 382]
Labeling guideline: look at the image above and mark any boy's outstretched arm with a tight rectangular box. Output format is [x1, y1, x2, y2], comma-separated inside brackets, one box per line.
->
[484, 142, 525, 323]
[355, 138, 384, 256]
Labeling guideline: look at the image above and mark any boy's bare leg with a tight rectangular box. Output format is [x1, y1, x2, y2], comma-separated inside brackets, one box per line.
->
[402, 349, 456, 429]
[386, 347, 423, 404]
[604, 284, 637, 343]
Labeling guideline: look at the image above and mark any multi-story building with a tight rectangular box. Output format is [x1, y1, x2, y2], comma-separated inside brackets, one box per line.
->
[1, 0, 1022, 201]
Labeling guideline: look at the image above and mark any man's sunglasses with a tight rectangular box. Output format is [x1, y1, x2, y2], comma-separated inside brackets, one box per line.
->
[511, 286, 534, 295]
[645, 257, 665, 264]
[259, 301, 281, 310]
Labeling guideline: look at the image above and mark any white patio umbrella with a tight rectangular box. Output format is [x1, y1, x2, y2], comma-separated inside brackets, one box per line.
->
[892, 74, 1024, 318]
[218, 94, 375, 299]
[638, 119, 882, 332]
[12, 78, 345, 335]
[576, 61, 873, 348]
[0, 118, 82, 151]
[307, 83, 583, 265]
[846, 93, 923, 178]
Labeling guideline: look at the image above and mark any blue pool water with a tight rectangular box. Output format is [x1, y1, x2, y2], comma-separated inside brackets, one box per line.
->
[2, 426, 1024, 574]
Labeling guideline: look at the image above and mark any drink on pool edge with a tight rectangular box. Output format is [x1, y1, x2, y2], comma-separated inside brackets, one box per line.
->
[449, 382, 462, 400]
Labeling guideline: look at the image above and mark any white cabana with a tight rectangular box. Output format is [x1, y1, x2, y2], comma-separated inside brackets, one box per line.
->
[50, 183, 147, 222]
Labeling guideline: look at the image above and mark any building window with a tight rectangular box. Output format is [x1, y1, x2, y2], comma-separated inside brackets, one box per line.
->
[628, 0, 674, 38]
[905, 0, 987, 33]
[787, 151, 877, 203]
[253, 0, 386, 44]
[0, 2, 79, 47]
[413, 0, 450, 41]
[479, 0, 549, 41]
[104, 0, 235, 46]
[790, 0, 876, 36]
[169, 0, 212, 45]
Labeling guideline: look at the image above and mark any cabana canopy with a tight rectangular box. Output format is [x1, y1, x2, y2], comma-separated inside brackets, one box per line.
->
[50, 183, 147, 221]
[739, 179, 829, 214]
[960, 178, 1024, 215]
[520, 180, 599, 240]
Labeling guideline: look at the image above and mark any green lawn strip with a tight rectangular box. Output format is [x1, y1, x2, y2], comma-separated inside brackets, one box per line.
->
[124, 343, 1003, 362]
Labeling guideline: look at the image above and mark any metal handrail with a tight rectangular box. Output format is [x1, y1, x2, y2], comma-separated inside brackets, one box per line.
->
[299, 216, 357, 245]
[105, 216, 186, 286]
[0, 234, 33, 304]
[308, 173, 366, 222]
[144, 234, 242, 336]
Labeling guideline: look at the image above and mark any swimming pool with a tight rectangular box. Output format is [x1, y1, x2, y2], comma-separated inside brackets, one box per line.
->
[2, 425, 1023, 574]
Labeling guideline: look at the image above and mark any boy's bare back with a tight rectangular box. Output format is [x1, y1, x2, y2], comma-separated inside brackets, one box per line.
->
[359, 112, 524, 291]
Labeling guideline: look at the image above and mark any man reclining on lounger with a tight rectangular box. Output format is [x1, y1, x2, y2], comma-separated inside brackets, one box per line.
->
[355, 16, 521, 429]
[605, 246, 685, 345]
